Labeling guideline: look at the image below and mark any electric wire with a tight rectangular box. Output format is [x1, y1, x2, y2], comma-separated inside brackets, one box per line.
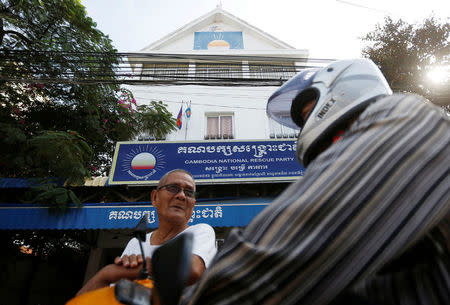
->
[132, 96, 267, 110]
[1, 50, 448, 104]
[0, 50, 332, 86]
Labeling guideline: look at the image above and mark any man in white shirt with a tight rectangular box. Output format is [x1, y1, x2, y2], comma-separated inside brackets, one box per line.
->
[76, 169, 217, 296]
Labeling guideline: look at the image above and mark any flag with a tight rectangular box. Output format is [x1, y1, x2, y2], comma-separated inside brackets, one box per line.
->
[176, 104, 183, 129]
[185, 101, 191, 118]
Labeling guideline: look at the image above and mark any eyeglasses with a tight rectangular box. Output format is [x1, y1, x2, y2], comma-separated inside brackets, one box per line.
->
[157, 184, 196, 199]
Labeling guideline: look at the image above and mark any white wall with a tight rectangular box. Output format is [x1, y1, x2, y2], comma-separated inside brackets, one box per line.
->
[129, 84, 279, 141]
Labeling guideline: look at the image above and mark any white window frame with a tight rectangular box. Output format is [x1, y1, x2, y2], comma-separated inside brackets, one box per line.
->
[248, 61, 297, 80]
[268, 117, 299, 139]
[195, 63, 242, 79]
[205, 113, 234, 140]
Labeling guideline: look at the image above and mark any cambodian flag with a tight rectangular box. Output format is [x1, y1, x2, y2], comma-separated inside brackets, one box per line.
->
[176, 105, 183, 129]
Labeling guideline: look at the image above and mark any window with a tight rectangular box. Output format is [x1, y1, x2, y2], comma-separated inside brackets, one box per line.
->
[248, 61, 297, 80]
[140, 63, 189, 80]
[196, 63, 242, 79]
[269, 117, 299, 139]
[205, 114, 234, 139]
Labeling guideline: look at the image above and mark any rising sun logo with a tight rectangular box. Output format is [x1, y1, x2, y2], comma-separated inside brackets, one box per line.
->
[122, 145, 166, 180]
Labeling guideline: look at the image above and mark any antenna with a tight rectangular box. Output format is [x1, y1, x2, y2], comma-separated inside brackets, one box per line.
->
[133, 214, 150, 279]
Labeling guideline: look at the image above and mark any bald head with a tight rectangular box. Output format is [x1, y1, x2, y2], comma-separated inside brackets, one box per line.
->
[158, 169, 195, 191]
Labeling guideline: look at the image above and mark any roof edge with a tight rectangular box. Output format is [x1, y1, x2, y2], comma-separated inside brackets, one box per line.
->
[140, 7, 298, 52]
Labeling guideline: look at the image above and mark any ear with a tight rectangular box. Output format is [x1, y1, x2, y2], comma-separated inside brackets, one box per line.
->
[151, 189, 158, 206]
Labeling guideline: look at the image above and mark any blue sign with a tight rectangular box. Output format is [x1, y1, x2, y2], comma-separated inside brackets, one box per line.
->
[109, 140, 305, 185]
[0, 199, 271, 229]
[194, 31, 244, 50]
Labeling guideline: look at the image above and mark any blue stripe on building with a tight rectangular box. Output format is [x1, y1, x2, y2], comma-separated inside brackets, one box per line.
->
[0, 199, 272, 230]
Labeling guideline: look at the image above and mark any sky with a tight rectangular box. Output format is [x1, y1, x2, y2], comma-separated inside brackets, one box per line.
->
[81, 0, 449, 59]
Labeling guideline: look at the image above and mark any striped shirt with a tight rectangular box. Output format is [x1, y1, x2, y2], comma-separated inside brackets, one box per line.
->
[184, 94, 450, 305]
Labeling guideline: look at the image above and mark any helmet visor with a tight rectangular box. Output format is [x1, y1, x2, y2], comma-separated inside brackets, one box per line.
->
[267, 69, 318, 129]
[290, 88, 318, 129]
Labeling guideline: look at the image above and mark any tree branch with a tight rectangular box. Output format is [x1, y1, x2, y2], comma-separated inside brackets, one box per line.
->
[2, 29, 32, 45]
[0, 18, 3, 46]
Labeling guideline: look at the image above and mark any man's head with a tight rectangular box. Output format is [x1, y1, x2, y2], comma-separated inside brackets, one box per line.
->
[267, 59, 392, 167]
[152, 169, 196, 226]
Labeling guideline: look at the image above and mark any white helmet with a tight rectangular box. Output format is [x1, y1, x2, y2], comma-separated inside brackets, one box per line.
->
[267, 59, 392, 167]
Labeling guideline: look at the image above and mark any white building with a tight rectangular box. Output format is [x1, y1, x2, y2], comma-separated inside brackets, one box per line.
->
[127, 5, 310, 141]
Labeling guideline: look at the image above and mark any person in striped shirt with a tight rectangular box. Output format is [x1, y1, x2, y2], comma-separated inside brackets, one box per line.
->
[181, 59, 449, 305]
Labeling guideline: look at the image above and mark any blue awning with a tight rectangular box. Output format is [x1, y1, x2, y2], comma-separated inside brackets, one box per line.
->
[0, 177, 65, 188]
[0, 198, 272, 230]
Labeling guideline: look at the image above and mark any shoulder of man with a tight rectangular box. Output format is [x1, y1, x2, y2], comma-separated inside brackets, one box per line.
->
[373, 93, 449, 120]
[186, 224, 217, 268]
[186, 223, 215, 235]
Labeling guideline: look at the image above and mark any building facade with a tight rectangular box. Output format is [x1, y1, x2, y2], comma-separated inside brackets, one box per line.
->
[127, 5, 309, 142]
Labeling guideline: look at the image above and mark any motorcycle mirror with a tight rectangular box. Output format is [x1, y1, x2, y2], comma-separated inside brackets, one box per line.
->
[115, 278, 151, 305]
[152, 232, 193, 305]
[133, 214, 150, 279]
[133, 214, 149, 242]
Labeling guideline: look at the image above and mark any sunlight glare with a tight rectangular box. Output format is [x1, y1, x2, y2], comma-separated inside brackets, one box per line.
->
[427, 66, 449, 84]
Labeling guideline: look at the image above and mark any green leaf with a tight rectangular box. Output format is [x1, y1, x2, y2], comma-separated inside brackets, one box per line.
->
[68, 190, 82, 207]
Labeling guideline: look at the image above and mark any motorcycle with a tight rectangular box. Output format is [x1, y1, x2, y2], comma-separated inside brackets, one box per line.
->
[66, 215, 193, 305]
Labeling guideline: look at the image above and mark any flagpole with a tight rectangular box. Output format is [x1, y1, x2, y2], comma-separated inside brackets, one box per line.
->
[185, 100, 190, 140]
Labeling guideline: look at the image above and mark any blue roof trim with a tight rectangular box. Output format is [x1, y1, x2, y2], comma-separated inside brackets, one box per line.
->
[0, 198, 273, 230]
